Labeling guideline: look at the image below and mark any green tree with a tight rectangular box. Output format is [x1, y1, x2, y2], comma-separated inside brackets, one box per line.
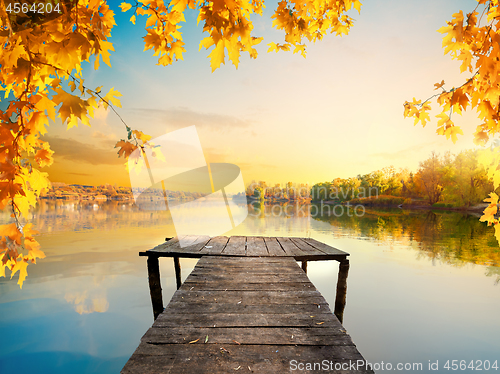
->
[442, 150, 492, 207]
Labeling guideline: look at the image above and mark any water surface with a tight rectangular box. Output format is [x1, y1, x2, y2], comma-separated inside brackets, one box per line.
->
[0, 201, 499, 373]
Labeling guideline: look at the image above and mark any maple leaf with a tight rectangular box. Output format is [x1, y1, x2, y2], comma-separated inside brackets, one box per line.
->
[132, 130, 152, 143]
[434, 80, 445, 90]
[103, 87, 122, 108]
[35, 147, 54, 168]
[444, 125, 463, 143]
[267, 42, 279, 53]
[52, 88, 88, 127]
[10, 257, 28, 289]
[208, 41, 226, 72]
[0, 223, 23, 245]
[120, 2, 132, 12]
[115, 140, 138, 158]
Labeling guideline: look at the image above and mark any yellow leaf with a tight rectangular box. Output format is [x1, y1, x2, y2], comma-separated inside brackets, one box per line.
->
[10, 257, 28, 289]
[103, 87, 122, 108]
[130, 15, 136, 25]
[267, 42, 279, 53]
[444, 126, 463, 144]
[120, 2, 132, 12]
[353, 0, 362, 13]
[199, 37, 214, 51]
[0, 223, 23, 245]
[52, 88, 88, 126]
[132, 130, 152, 143]
[434, 80, 445, 90]
[208, 41, 225, 72]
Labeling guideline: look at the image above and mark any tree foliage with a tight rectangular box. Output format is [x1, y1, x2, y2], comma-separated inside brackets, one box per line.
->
[404, 0, 500, 245]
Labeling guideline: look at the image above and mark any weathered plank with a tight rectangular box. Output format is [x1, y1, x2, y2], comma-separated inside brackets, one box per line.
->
[263, 237, 286, 256]
[300, 238, 348, 257]
[154, 312, 338, 328]
[290, 237, 327, 255]
[123, 255, 372, 374]
[245, 236, 268, 256]
[276, 237, 305, 256]
[142, 326, 354, 345]
[175, 235, 212, 254]
[181, 282, 318, 291]
[198, 236, 229, 255]
[123, 345, 373, 374]
[221, 236, 247, 256]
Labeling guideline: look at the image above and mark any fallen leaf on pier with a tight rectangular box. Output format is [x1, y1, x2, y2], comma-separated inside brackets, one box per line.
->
[316, 322, 324, 325]
[188, 338, 200, 344]
[234, 366, 241, 371]
[205, 335, 209, 343]
[233, 340, 241, 345]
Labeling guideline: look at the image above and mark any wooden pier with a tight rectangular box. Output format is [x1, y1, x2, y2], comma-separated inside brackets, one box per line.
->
[122, 236, 373, 373]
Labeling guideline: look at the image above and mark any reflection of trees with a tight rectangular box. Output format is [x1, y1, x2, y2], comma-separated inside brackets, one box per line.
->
[485, 267, 500, 285]
[310, 204, 500, 270]
[0, 200, 174, 234]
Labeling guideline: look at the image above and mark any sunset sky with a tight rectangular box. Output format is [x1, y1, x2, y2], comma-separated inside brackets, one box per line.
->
[43, 0, 480, 187]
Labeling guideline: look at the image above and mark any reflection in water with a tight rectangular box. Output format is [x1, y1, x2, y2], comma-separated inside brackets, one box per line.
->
[0, 200, 499, 374]
[245, 202, 500, 282]
[64, 276, 110, 315]
[65, 291, 109, 315]
[310, 204, 499, 267]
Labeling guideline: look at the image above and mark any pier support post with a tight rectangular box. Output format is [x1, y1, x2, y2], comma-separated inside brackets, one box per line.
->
[147, 255, 164, 320]
[301, 261, 307, 274]
[334, 259, 349, 324]
[174, 256, 182, 290]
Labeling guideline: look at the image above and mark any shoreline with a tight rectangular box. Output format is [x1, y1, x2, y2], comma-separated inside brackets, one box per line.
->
[245, 196, 488, 215]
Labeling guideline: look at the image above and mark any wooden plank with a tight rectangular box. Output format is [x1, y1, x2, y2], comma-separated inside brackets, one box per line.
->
[169, 290, 326, 305]
[183, 273, 310, 283]
[276, 237, 305, 256]
[291, 237, 328, 255]
[140, 236, 187, 256]
[142, 236, 350, 261]
[245, 236, 268, 256]
[221, 236, 246, 256]
[301, 237, 349, 257]
[142, 326, 354, 345]
[153, 312, 337, 328]
[123, 345, 374, 374]
[175, 235, 211, 254]
[163, 302, 330, 314]
[198, 236, 229, 255]
[181, 282, 318, 291]
[263, 237, 286, 256]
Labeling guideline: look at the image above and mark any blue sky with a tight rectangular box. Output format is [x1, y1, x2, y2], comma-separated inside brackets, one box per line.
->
[45, 0, 482, 186]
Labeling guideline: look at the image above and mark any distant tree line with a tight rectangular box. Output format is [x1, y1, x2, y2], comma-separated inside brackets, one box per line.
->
[247, 150, 495, 208]
[310, 150, 494, 207]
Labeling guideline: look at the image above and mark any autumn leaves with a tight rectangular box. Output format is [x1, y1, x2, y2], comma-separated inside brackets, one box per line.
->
[119, 0, 362, 71]
[404, 2, 500, 247]
[0, 1, 120, 287]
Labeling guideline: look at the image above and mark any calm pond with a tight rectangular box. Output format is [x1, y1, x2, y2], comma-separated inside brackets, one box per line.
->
[0, 200, 499, 373]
